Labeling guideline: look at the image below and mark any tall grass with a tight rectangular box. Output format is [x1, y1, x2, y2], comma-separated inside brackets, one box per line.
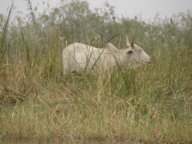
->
[0, 0, 191, 143]
[0, 3, 13, 62]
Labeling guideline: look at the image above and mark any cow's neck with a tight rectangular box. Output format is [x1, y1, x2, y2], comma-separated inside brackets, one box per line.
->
[113, 49, 128, 65]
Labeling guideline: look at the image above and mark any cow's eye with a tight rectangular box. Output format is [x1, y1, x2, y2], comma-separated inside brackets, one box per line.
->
[127, 50, 133, 54]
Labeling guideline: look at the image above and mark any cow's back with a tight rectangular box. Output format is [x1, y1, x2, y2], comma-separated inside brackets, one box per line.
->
[62, 43, 105, 75]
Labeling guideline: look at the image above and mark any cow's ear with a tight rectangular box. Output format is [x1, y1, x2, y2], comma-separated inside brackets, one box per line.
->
[126, 49, 133, 54]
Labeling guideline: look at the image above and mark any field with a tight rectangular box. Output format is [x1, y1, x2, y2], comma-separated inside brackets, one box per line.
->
[0, 1, 192, 143]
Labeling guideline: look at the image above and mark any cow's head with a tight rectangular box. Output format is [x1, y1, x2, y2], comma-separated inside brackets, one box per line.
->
[125, 36, 151, 68]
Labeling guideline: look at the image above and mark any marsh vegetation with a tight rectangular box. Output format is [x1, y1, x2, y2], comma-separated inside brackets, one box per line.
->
[0, 0, 192, 143]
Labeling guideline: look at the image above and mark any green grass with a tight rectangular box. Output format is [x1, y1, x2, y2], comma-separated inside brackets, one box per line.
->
[0, 47, 191, 143]
[0, 0, 192, 143]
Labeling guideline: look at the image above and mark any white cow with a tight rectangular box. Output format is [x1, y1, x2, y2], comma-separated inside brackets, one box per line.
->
[62, 36, 151, 75]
